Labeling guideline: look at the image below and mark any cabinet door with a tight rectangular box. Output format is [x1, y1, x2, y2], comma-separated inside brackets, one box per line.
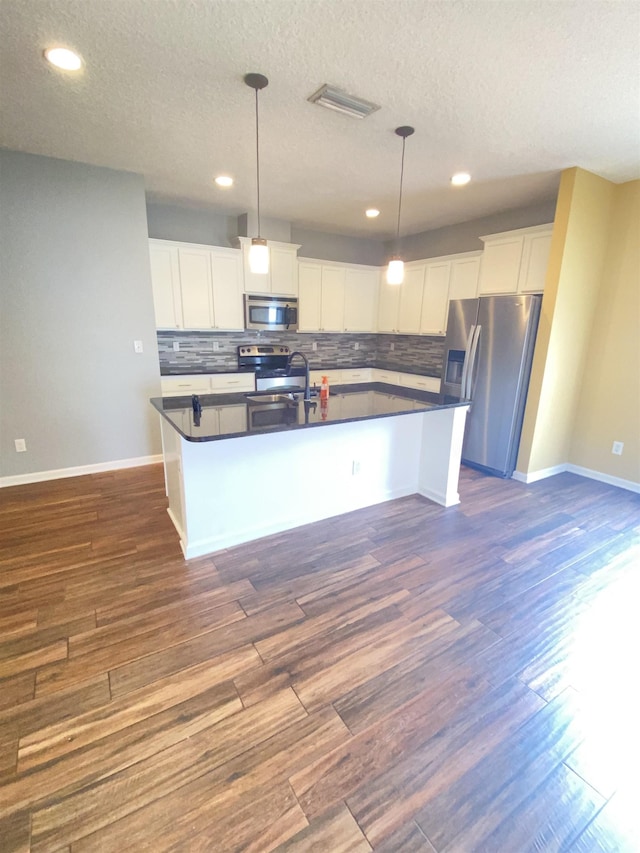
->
[210, 251, 244, 330]
[344, 269, 378, 332]
[478, 237, 524, 294]
[218, 404, 248, 436]
[420, 262, 450, 335]
[149, 243, 182, 328]
[449, 256, 480, 300]
[298, 263, 322, 331]
[378, 273, 401, 333]
[270, 246, 298, 296]
[398, 265, 425, 333]
[518, 232, 552, 293]
[321, 267, 345, 331]
[178, 248, 214, 328]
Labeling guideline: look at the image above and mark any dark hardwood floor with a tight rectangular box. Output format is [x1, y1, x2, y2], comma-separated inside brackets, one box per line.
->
[0, 463, 639, 852]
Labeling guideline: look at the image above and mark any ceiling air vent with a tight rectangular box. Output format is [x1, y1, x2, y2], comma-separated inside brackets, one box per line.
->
[307, 84, 380, 119]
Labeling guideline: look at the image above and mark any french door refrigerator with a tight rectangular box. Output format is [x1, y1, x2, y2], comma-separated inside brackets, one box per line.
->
[441, 294, 542, 478]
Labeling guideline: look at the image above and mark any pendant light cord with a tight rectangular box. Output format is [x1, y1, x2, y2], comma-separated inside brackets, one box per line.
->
[395, 135, 407, 250]
[254, 87, 261, 237]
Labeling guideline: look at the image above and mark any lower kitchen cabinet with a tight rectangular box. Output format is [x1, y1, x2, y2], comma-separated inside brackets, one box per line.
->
[399, 373, 441, 393]
[161, 374, 254, 396]
[208, 373, 255, 393]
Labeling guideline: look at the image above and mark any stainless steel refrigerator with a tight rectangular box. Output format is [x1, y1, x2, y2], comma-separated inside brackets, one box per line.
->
[441, 294, 542, 477]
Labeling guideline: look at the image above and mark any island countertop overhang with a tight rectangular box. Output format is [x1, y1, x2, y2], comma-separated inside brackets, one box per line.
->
[150, 381, 467, 443]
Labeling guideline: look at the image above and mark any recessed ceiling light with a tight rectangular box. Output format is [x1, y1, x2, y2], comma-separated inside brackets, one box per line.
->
[365, 208, 380, 218]
[451, 172, 471, 186]
[214, 175, 234, 188]
[43, 47, 83, 71]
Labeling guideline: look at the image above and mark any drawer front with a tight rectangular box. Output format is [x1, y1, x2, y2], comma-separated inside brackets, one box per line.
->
[373, 369, 400, 385]
[310, 370, 342, 388]
[209, 374, 255, 393]
[340, 368, 372, 384]
[399, 374, 441, 393]
[161, 377, 210, 396]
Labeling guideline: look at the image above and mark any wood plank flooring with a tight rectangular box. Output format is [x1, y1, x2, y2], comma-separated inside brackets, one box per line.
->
[1, 464, 639, 852]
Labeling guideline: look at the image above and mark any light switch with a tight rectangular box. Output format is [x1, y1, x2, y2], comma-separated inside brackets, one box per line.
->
[134, 340, 143, 353]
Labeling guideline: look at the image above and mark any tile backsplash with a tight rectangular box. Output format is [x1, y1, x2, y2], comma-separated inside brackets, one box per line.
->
[157, 331, 444, 377]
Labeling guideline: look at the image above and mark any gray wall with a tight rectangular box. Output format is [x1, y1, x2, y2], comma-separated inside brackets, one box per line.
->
[388, 199, 558, 262]
[146, 201, 235, 246]
[0, 150, 161, 479]
[291, 227, 386, 266]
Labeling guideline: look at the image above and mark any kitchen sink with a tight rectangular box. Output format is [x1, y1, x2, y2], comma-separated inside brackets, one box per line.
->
[244, 392, 299, 403]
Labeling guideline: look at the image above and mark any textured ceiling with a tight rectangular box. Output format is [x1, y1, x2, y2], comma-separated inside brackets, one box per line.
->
[1, 0, 639, 238]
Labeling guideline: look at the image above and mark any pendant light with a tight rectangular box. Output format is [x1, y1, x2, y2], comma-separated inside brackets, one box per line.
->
[245, 72, 269, 275]
[386, 125, 415, 285]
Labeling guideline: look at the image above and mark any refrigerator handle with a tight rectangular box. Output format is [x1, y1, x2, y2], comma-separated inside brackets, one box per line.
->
[459, 325, 476, 401]
[465, 324, 482, 400]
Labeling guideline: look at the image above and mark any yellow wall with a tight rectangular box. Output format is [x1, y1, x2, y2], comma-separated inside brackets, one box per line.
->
[570, 180, 640, 483]
[518, 168, 615, 474]
[517, 169, 640, 487]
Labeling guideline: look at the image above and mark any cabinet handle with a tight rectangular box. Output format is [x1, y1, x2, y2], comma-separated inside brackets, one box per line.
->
[227, 380, 240, 385]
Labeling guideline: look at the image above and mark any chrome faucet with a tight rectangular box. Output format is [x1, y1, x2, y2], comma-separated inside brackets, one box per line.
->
[286, 351, 311, 401]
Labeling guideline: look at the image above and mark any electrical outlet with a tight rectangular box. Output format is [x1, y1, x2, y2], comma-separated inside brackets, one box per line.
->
[15, 438, 26, 452]
[390, 342, 395, 351]
[133, 340, 143, 353]
[354, 342, 360, 350]
[312, 341, 318, 351]
[213, 341, 220, 351]
[612, 441, 624, 455]
[173, 341, 180, 352]
[352, 460, 361, 476]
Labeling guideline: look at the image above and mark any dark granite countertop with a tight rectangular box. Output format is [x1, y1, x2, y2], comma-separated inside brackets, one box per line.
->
[150, 382, 466, 443]
[160, 363, 442, 379]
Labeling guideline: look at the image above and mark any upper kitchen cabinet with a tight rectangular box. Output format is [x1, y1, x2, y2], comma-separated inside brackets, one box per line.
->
[377, 273, 401, 333]
[299, 260, 378, 333]
[149, 239, 244, 330]
[149, 242, 183, 328]
[448, 252, 482, 300]
[398, 264, 426, 334]
[478, 224, 553, 295]
[420, 261, 450, 335]
[343, 268, 379, 332]
[236, 237, 300, 296]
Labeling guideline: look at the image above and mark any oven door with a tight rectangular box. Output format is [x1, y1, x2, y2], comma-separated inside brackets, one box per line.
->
[244, 295, 298, 331]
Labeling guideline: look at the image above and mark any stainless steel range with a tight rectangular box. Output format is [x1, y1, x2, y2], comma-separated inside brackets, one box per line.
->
[237, 344, 306, 392]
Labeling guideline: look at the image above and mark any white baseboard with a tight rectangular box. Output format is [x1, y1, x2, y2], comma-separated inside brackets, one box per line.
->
[0, 454, 163, 489]
[512, 463, 639, 494]
[512, 464, 568, 484]
[418, 486, 460, 507]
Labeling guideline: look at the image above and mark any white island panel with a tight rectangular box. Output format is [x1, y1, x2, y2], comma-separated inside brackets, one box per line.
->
[161, 405, 468, 559]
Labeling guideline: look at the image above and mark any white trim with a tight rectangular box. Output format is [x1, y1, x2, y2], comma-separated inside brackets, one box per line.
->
[418, 486, 460, 507]
[0, 455, 163, 489]
[566, 464, 640, 494]
[480, 223, 554, 243]
[512, 463, 639, 494]
[512, 464, 567, 483]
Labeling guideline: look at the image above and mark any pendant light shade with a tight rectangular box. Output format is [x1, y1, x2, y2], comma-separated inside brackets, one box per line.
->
[386, 125, 414, 285]
[245, 72, 270, 275]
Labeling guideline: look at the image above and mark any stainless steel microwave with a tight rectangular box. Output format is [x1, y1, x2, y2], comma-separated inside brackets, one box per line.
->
[244, 294, 298, 332]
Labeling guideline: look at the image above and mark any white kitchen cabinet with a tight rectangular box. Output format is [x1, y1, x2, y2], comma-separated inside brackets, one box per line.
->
[397, 264, 425, 334]
[310, 369, 342, 389]
[149, 240, 244, 331]
[320, 267, 346, 331]
[237, 237, 300, 296]
[209, 373, 255, 393]
[149, 242, 183, 329]
[161, 376, 211, 396]
[161, 373, 254, 397]
[478, 225, 553, 295]
[420, 261, 450, 335]
[340, 368, 372, 384]
[344, 269, 379, 332]
[373, 369, 400, 385]
[449, 253, 481, 300]
[517, 231, 552, 293]
[218, 404, 249, 434]
[298, 262, 323, 331]
[377, 274, 402, 333]
[398, 373, 441, 393]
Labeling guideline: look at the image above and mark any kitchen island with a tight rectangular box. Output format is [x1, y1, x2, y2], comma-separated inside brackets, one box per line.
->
[151, 384, 469, 559]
